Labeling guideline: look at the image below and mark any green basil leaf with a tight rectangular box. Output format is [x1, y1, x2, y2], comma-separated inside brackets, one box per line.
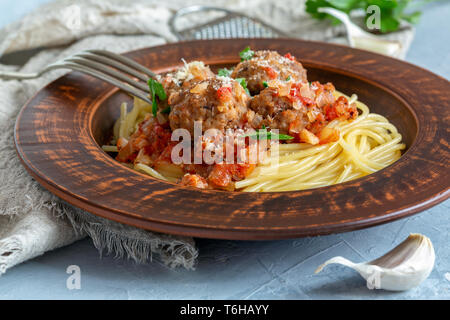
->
[151, 98, 157, 118]
[235, 77, 251, 96]
[244, 128, 294, 141]
[239, 46, 255, 61]
[148, 78, 167, 117]
[218, 68, 233, 77]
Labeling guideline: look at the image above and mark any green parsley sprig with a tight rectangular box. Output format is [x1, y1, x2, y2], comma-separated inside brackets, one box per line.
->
[244, 126, 294, 141]
[235, 78, 251, 96]
[148, 78, 167, 117]
[239, 46, 255, 61]
[305, 0, 433, 33]
[218, 67, 233, 77]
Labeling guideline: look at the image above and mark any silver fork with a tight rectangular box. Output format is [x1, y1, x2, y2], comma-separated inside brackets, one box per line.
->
[0, 50, 157, 105]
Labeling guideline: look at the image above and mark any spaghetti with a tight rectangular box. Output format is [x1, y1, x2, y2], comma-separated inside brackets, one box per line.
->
[235, 92, 405, 191]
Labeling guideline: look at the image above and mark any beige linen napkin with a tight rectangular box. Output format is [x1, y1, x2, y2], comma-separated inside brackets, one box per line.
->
[0, 0, 414, 275]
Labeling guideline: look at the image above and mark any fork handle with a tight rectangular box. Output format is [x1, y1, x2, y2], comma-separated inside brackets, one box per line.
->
[0, 71, 40, 80]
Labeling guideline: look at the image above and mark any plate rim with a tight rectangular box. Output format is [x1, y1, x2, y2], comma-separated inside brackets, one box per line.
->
[14, 38, 450, 240]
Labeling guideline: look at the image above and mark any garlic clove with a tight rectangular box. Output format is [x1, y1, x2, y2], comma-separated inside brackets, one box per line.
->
[315, 233, 435, 291]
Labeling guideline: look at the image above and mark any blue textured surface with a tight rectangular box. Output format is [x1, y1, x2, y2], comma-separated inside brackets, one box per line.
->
[0, 0, 449, 300]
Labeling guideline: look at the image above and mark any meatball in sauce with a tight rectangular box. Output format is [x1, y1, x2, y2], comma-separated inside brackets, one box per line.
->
[168, 77, 252, 135]
[231, 50, 307, 95]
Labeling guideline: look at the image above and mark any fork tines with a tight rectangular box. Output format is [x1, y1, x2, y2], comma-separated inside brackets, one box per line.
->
[55, 50, 156, 105]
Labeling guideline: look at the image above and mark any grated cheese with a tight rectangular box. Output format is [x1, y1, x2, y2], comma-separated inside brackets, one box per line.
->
[172, 60, 207, 83]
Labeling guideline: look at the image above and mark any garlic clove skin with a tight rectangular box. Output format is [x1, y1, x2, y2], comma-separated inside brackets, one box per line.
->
[315, 234, 435, 291]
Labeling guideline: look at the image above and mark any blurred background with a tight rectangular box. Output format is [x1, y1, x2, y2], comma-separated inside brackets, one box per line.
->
[1, 0, 449, 78]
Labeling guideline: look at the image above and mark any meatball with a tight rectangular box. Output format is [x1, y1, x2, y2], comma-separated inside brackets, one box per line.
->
[249, 86, 309, 135]
[231, 50, 307, 95]
[168, 77, 251, 135]
[161, 61, 215, 106]
[249, 81, 357, 144]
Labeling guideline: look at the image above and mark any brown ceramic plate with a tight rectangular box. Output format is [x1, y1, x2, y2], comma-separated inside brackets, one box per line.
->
[14, 39, 450, 240]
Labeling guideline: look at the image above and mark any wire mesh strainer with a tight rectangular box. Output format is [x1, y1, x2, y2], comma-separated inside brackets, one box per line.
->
[169, 6, 288, 40]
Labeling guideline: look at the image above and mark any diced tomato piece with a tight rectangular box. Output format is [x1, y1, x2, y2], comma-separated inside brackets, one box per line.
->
[323, 96, 357, 122]
[148, 124, 172, 154]
[284, 53, 295, 61]
[289, 87, 298, 99]
[181, 174, 209, 189]
[116, 120, 171, 164]
[156, 142, 177, 163]
[307, 112, 326, 134]
[334, 96, 347, 114]
[310, 81, 322, 92]
[128, 152, 138, 162]
[289, 84, 302, 101]
[216, 86, 232, 101]
[323, 82, 336, 92]
[208, 164, 233, 188]
[299, 96, 315, 108]
[264, 66, 277, 79]
[324, 104, 338, 121]
[336, 96, 356, 120]
[233, 163, 255, 180]
[132, 135, 149, 149]
[116, 141, 135, 162]
[183, 163, 210, 177]
[288, 117, 303, 134]
[316, 112, 325, 123]
[208, 159, 255, 189]
[348, 104, 358, 119]
[289, 83, 314, 107]
[271, 88, 279, 97]
[116, 137, 128, 150]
